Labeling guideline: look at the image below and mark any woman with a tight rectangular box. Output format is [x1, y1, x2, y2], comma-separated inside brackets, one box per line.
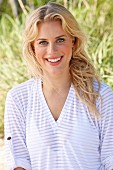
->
[4, 2, 113, 170]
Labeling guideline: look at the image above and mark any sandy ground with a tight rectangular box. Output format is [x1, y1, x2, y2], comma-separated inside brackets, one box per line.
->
[0, 138, 6, 170]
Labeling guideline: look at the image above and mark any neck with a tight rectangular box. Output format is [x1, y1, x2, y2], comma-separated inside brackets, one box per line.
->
[42, 72, 71, 93]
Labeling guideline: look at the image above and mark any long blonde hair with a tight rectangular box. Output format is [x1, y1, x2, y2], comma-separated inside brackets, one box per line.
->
[23, 2, 100, 118]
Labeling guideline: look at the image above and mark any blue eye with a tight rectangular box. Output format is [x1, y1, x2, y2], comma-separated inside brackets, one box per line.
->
[57, 38, 65, 43]
[39, 41, 48, 46]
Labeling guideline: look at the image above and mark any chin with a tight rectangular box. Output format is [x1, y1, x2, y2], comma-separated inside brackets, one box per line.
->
[43, 69, 60, 76]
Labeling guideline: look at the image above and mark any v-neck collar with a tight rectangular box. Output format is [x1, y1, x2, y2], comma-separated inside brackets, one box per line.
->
[38, 79, 74, 129]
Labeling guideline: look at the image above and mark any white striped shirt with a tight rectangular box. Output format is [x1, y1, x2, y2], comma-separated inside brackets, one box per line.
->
[4, 78, 113, 170]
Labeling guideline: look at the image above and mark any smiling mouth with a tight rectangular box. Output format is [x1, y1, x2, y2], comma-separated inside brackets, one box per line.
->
[46, 56, 63, 63]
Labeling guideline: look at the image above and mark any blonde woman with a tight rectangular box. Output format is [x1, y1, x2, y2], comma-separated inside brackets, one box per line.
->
[4, 2, 113, 170]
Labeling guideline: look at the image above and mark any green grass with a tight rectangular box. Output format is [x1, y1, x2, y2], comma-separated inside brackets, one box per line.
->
[0, 14, 28, 136]
[71, 0, 113, 87]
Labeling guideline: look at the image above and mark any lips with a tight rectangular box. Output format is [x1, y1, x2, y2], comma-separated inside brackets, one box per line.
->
[46, 56, 63, 63]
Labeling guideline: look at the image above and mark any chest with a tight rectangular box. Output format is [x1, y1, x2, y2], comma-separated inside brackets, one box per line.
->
[26, 101, 100, 165]
[26, 90, 100, 149]
[44, 93, 68, 121]
[25, 81, 101, 169]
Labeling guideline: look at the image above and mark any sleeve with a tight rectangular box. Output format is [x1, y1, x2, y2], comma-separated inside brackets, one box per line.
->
[4, 91, 32, 170]
[98, 85, 113, 170]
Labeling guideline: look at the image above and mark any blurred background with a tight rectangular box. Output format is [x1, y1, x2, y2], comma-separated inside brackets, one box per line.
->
[0, 0, 113, 169]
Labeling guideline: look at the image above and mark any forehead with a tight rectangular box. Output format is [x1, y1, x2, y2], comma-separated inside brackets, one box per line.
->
[37, 20, 68, 38]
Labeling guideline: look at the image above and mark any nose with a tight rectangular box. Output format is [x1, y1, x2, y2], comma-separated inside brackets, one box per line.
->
[47, 42, 57, 55]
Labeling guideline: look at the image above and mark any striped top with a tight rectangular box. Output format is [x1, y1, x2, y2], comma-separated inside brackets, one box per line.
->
[4, 78, 113, 170]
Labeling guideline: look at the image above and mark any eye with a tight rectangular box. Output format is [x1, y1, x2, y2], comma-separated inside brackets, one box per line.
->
[38, 41, 48, 46]
[57, 38, 65, 43]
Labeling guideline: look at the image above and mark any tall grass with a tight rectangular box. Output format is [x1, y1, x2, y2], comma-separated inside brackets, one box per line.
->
[0, 14, 28, 136]
[0, 0, 113, 136]
[71, 0, 113, 87]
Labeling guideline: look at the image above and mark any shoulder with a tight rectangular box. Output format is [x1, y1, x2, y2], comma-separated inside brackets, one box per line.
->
[99, 81, 113, 98]
[93, 80, 113, 112]
[93, 80, 113, 96]
[5, 78, 41, 113]
[95, 81, 113, 116]
[7, 78, 35, 96]
[6, 78, 41, 103]
[100, 82, 113, 110]
[100, 82, 113, 107]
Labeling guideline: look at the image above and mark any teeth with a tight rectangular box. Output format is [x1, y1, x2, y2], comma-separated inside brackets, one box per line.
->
[47, 57, 61, 63]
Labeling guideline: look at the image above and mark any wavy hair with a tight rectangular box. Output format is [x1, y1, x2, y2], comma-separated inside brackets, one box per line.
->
[23, 2, 101, 118]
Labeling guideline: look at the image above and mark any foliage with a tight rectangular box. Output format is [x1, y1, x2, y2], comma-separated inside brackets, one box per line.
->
[71, 0, 113, 87]
[0, 0, 13, 17]
[0, 14, 28, 136]
[0, 0, 113, 136]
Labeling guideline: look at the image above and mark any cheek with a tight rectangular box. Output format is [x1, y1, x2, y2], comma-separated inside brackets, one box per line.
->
[33, 42, 44, 57]
[34, 48, 45, 59]
[61, 43, 72, 51]
[64, 44, 73, 56]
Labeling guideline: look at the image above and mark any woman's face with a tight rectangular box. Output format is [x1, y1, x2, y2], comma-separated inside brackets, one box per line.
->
[33, 20, 74, 77]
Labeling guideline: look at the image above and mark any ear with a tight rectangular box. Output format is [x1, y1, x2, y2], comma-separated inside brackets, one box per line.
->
[31, 44, 35, 53]
[72, 37, 76, 46]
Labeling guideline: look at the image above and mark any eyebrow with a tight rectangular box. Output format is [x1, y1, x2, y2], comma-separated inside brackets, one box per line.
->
[37, 35, 66, 41]
[55, 35, 67, 39]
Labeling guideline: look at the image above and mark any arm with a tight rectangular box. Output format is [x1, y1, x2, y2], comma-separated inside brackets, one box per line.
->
[4, 91, 31, 170]
[98, 85, 113, 170]
[14, 168, 25, 170]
